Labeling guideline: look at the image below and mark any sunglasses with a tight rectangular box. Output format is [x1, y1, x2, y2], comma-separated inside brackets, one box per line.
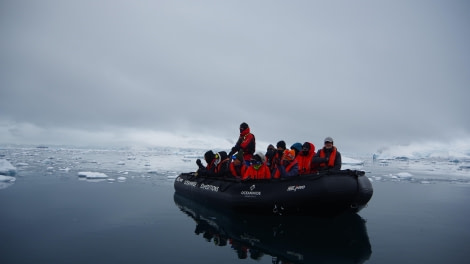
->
[324, 141, 333, 144]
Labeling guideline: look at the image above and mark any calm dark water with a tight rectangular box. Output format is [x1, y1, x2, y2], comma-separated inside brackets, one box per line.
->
[1, 147, 470, 263]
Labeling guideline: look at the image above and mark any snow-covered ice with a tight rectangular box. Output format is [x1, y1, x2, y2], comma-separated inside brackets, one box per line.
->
[78, 171, 108, 179]
[0, 159, 17, 176]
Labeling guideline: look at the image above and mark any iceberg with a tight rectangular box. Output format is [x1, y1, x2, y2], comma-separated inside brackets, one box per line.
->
[77, 171, 108, 179]
[0, 159, 17, 176]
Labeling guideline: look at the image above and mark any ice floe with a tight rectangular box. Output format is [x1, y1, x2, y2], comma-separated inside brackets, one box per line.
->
[77, 171, 108, 179]
[0, 159, 17, 176]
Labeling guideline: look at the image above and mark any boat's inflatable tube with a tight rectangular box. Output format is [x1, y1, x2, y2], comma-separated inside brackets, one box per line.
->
[174, 169, 373, 216]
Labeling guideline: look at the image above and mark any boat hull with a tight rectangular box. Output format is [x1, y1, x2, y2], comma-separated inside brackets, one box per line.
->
[174, 170, 373, 216]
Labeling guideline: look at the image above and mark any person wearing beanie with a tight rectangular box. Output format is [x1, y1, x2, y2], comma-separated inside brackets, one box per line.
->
[312, 137, 342, 171]
[290, 142, 303, 157]
[242, 152, 271, 180]
[228, 122, 256, 165]
[268, 140, 287, 172]
[272, 149, 299, 178]
[196, 150, 216, 176]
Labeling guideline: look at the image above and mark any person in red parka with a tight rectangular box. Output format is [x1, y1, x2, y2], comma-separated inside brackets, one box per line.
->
[228, 122, 256, 166]
[297, 142, 316, 174]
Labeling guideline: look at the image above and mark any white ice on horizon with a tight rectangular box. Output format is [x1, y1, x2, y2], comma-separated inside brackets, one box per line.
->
[374, 140, 470, 160]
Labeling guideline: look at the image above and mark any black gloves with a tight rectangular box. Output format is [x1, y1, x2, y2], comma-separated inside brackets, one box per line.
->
[196, 159, 204, 169]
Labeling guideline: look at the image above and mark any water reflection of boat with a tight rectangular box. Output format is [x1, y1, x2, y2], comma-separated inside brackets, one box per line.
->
[174, 193, 372, 264]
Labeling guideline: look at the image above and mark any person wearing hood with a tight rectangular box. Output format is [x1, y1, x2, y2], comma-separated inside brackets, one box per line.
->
[242, 152, 271, 180]
[297, 142, 316, 174]
[312, 137, 342, 171]
[228, 122, 256, 165]
[272, 149, 299, 178]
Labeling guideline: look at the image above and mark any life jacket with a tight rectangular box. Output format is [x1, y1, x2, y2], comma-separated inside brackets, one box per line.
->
[229, 162, 247, 177]
[239, 127, 255, 160]
[297, 142, 316, 174]
[318, 146, 337, 167]
[215, 158, 230, 174]
[243, 164, 271, 180]
[273, 160, 298, 179]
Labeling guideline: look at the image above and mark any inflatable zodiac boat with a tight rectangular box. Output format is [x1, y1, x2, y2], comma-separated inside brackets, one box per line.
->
[174, 169, 373, 216]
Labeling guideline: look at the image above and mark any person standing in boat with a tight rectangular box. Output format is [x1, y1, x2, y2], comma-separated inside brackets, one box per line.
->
[312, 137, 342, 171]
[229, 150, 247, 178]
[272, 149, 299, 178]
[242, 152, 271, 180]
[228, 122, 256, 166]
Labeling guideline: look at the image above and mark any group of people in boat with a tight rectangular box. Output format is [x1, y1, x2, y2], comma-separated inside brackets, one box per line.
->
[195, 122, 342, 180]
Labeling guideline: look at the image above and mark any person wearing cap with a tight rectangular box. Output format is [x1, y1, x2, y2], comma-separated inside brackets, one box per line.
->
[312, 137, 342, 171]
[242, 152, 271, 180]
[272, 149, 299, 178]
[229, 150, 247, 178]
[297, 141, 317, 174]
[228, 122, 256, 166]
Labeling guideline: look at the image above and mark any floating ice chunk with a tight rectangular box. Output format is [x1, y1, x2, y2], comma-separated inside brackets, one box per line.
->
[396, 172, 413, 179]
[0, 159, 17, 176]
[107, 178, 116, 182]
[342, 157, 364, 165]
[0, 175, 16, 182]
[77, 171, 108, 179]
[117, 161, 125, 165]
[16, 162, 29, 167]
[117, 177, 127, 181]
[47, 167, 54, 171]
[59, 167, 71, 172]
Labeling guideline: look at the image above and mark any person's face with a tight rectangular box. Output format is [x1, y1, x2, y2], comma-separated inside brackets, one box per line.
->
[324, 141, 333, 149]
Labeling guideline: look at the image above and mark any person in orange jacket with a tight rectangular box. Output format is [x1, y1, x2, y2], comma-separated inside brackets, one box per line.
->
[242, 152, 271, 180]
[297, 142, 316, 174]
[229, 150, 247, 178]
[272, 149, 299, 178]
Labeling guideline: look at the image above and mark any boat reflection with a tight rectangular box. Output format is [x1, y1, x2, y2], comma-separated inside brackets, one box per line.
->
[174, 193, 372, 263]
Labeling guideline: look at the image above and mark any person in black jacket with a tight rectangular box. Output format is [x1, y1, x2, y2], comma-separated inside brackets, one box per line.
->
[312, 137, 342, 171]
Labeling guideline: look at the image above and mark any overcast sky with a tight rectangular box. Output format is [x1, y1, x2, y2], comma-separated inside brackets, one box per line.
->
[1, 0, 469, 153]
